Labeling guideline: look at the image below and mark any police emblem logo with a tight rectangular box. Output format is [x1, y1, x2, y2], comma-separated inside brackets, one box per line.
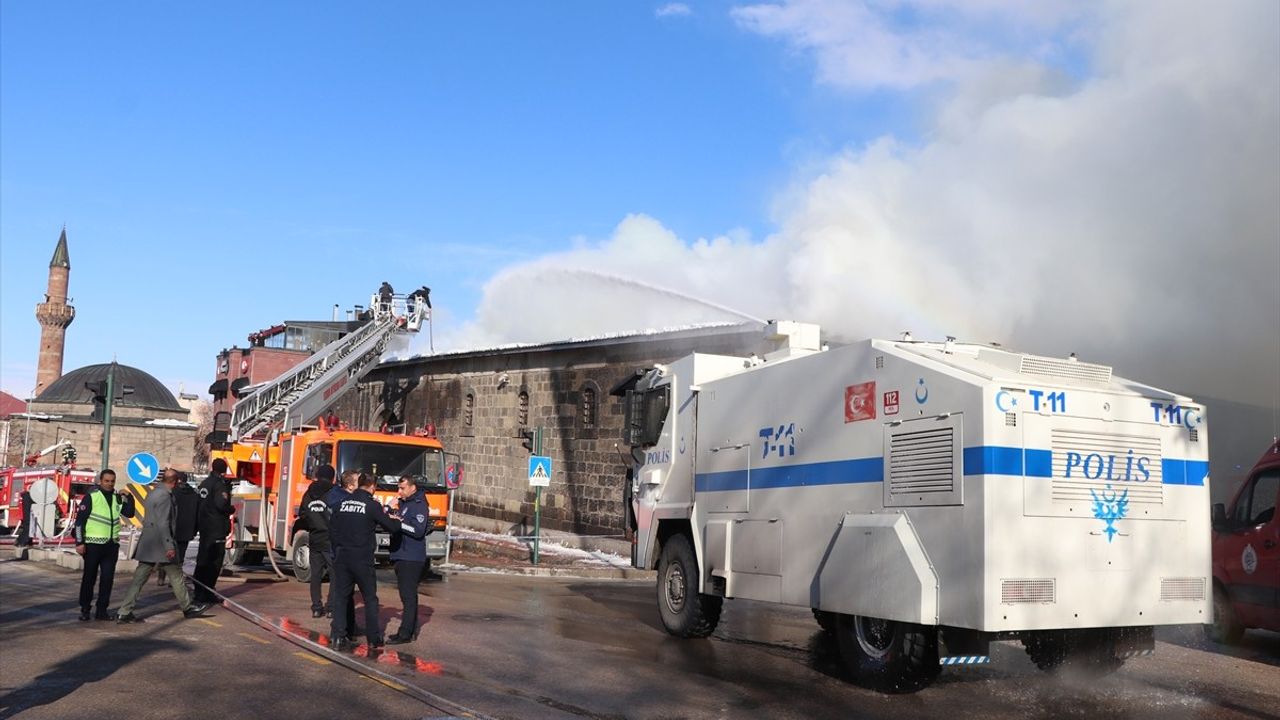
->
[416, 514, 425, 523]
[198, 487, 209, 498]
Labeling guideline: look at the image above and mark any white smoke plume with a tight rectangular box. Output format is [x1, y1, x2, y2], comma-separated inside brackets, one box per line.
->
[450, 0, 1278, 412]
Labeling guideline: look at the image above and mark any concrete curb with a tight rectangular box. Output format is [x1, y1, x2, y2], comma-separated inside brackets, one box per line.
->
[20, 546, 138, 573]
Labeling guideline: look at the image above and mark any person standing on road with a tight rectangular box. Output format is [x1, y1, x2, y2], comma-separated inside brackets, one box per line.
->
[73, 469, 135, 621]
[329, 472, 400, 651]
[115, 469, 211, 623]
[325, 469, 356, 509]
[172, 471, 198, 565]
[193, 458, 235, 604]
[388, 475, 431, 644]
[15, 490, 33, 547]
[301, 464, 337, 618]
[325, 469, 359, 632]
[157, 471, 199, 589]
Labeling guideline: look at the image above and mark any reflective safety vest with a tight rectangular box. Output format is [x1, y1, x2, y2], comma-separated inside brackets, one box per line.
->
[84, 490, 122, 544]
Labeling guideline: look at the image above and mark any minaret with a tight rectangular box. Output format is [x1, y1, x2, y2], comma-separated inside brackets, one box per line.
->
[35, 227, 75, 395]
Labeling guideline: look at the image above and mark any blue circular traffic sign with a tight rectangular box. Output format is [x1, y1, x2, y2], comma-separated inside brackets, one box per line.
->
[126, 452, 160, 484]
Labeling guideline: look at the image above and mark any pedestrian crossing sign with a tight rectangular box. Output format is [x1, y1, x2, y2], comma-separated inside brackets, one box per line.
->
[528, 455, 552, 487]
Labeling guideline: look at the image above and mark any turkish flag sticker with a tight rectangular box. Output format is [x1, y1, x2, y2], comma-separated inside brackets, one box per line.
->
[845, 381, 876, 423]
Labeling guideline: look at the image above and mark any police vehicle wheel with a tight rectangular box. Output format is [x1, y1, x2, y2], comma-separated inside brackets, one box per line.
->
[1023, 630, 1123, 676]
[813, 609, 837, 633]
[836, 614, 939, 693]
[291, 532, 312, 583]
[656, 533, 722, 638]
[1206, 585, 1244, 645]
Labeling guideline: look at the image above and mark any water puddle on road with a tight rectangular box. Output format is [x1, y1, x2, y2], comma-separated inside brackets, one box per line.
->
[276, 615, 447, 676]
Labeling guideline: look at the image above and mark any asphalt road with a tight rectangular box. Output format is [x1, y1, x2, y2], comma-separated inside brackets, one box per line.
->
[1, 557, 1276, 720]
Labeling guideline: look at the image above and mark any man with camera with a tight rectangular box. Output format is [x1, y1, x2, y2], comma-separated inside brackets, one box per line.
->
[73, 469, 135, 621]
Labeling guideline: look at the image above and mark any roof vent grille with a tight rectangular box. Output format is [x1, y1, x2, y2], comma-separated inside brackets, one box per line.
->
[1019, 355, 1113, 384]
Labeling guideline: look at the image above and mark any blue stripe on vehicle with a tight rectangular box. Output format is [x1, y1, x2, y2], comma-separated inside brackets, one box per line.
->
[1162, 459, 1209, 486]
[960, 446, 1053, 477]
[695, 457, 883, 493]
[693, 447, 1208, 491]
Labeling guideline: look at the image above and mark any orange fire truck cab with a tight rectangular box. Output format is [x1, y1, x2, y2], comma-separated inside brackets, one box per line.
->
[215, 426, 461, 581]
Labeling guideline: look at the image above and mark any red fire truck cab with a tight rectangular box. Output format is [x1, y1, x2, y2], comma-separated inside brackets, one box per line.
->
[1208, 439, 1280, 643]
[0, 466, 97, 534]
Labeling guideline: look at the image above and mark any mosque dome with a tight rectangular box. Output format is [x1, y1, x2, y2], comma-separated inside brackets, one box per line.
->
[36, 363, 183, 411]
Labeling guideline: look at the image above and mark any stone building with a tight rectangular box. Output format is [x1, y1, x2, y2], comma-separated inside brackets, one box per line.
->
[333, 322, 775, 537]
[25, 363, 197, 472]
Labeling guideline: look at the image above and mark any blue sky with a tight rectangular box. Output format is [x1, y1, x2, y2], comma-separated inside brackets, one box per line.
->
[1, 1, 916, 398]
[3, 1, 1275, 421]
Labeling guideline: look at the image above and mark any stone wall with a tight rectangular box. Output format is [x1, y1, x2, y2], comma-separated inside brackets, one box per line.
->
[22, 402, 197, 473]
[332, 324, 768, 536]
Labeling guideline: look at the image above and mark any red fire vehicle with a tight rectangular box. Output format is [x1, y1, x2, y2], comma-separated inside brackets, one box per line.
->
[1208, 439, 1280, 643]
[0, 465, 97, 534]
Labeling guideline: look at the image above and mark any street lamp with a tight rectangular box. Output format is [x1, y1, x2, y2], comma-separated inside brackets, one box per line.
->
[55, 426, 77, 445]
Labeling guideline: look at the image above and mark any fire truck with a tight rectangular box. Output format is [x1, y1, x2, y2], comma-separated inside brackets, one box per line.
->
[211, 292, 461, 581]
[618, 322, 1210, 692]
[0, 465, 97, 534]
[1208, 439, 1279, 643]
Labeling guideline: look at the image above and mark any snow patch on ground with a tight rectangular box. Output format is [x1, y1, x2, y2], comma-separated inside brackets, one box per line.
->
[452, 527, 631, 568]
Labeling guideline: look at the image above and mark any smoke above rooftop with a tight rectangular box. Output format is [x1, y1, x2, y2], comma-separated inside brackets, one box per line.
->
[450, 0, 1277, 411]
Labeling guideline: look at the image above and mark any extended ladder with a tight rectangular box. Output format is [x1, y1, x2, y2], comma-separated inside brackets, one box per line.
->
[229, 294, 427, 441]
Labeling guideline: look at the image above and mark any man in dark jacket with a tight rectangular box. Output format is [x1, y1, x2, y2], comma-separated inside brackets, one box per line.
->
[172, 471, 198, 564]
[15, 490, 33, 547]
[323, 470, 359, 632]
[193, 459, 235, 604]
[300, 465, 336, 618]
[377, 281, 394, 314]
[388, 475, 431, 644]
[157, 471, 199, 589]
[329, 472, 400, 650]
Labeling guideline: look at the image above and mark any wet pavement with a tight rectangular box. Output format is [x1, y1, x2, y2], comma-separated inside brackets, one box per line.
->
[1, 556, 1276, 719]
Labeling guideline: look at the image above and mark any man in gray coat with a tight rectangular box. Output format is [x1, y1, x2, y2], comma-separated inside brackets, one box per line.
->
[116, 469, 212, 623]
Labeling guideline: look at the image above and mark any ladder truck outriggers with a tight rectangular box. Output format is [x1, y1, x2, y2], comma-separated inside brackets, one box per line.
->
[211, 291, 462, 581]
[618, 321, 1211, 692]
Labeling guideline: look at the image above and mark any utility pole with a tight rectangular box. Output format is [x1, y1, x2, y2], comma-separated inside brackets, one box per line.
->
[101, 363, 116, 470]
[88, 363, 132, 471]
[533, 425, 543, 566]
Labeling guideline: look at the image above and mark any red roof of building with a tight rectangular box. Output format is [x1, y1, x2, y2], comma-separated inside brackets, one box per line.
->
[0, 390, 25, 419]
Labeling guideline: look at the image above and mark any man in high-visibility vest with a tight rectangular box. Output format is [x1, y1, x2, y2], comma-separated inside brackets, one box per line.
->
[73, 469, 135, 621]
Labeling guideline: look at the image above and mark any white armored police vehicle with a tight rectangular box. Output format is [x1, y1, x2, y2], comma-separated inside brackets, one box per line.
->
[617, 322, 1210, 692]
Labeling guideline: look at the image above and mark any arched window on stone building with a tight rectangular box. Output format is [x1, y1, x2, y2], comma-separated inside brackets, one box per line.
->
[518, 390, 529, 427]
[464, 391, 475, 428]
[580, 386, 597, 429]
